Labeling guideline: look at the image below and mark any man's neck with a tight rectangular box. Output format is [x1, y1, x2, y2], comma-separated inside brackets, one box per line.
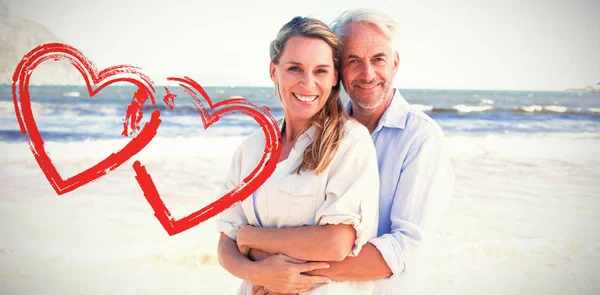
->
[350, 89, 395, 134]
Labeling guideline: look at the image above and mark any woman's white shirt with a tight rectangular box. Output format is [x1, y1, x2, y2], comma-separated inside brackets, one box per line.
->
[217, 119, 380, 295]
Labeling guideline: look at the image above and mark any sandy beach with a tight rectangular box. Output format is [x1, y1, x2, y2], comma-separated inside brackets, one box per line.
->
[1, 133, 599, 294]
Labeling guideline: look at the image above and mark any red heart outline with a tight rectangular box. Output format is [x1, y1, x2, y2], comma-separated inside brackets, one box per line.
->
[133, 76, 281, 236]
[12, 43, 162, 195]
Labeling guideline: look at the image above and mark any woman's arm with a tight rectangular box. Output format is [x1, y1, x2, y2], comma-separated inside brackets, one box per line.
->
[218, 233, 333, 293]
[217, 233, 255, 280]
[237, 223, 356, 262]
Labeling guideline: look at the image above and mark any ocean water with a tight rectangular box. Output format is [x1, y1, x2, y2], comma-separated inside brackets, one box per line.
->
[2, 86, 600, 141]
[1, 85, 599, 294]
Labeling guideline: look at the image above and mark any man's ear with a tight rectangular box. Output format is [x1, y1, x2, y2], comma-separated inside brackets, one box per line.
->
[270, 62, 278, 83]
[333, 69, 339, 87]
[392, 51, 400, 76]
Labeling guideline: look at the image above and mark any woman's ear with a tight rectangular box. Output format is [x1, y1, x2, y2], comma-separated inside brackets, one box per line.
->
[270, 62, 278, 84]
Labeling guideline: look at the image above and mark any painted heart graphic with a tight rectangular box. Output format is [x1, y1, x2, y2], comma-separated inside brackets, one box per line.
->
[12, 43, 162, 195]
[133, 76, 281, 236]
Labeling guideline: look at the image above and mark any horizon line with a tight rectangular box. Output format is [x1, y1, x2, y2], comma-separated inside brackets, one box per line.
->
[2, 83, 596, 93]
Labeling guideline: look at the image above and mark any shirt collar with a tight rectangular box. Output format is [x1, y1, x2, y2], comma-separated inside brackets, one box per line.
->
[278, 118, 316, 142]
[345, 88, 409, 130]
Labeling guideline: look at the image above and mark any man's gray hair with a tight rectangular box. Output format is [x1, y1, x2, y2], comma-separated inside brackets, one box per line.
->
[331, 9, 400, 49]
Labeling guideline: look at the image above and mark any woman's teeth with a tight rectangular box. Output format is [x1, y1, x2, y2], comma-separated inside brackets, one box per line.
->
[294, 94, 318, 102]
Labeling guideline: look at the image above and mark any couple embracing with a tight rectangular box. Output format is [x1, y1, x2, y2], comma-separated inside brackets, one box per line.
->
[216, 8, 454, 295]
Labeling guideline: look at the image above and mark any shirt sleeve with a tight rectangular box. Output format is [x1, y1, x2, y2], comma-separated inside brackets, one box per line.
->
[369, 130, 455, 278]
[314, 128, 380, 257]
[215, 145, 249, 241]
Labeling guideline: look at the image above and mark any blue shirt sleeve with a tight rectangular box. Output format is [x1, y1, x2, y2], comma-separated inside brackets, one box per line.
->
[369, 130, 455, 278]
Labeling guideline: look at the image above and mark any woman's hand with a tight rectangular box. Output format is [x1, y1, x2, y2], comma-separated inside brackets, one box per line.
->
[252, 285, 297, 295]
[238, 243, 251, 256]
[237, 225, 254, 256]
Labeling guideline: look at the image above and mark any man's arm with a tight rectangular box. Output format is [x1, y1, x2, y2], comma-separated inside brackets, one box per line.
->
[250, 242, 391, 282]
[305, 243, 391, 281]
[238, 224, 356, 262]
[365, 132, 454, 278]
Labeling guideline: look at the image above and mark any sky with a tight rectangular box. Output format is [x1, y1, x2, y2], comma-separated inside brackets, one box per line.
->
[2, 0, 599, 91]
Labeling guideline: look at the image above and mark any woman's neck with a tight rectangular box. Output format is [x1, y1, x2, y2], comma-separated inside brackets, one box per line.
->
[282, 115, 310, 145]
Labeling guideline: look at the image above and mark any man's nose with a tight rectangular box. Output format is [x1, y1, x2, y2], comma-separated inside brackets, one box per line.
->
[359, 62, 376, 82]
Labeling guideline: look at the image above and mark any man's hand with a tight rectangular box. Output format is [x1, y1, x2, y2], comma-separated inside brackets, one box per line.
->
[247, 253, 332, 294]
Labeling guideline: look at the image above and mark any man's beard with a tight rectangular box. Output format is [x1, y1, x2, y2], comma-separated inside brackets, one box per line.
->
[354, 92, 386, 110]
[347, 80, 391, 110]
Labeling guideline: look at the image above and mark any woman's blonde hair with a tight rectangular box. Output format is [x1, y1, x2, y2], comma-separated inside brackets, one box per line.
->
[270, 16, 348, 175]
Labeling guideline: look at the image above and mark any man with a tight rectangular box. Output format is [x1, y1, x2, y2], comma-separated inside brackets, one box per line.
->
[219, 9, 454, 295]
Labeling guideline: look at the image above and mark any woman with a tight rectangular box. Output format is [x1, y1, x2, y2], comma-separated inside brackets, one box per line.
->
[217, 16, 379, 295]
